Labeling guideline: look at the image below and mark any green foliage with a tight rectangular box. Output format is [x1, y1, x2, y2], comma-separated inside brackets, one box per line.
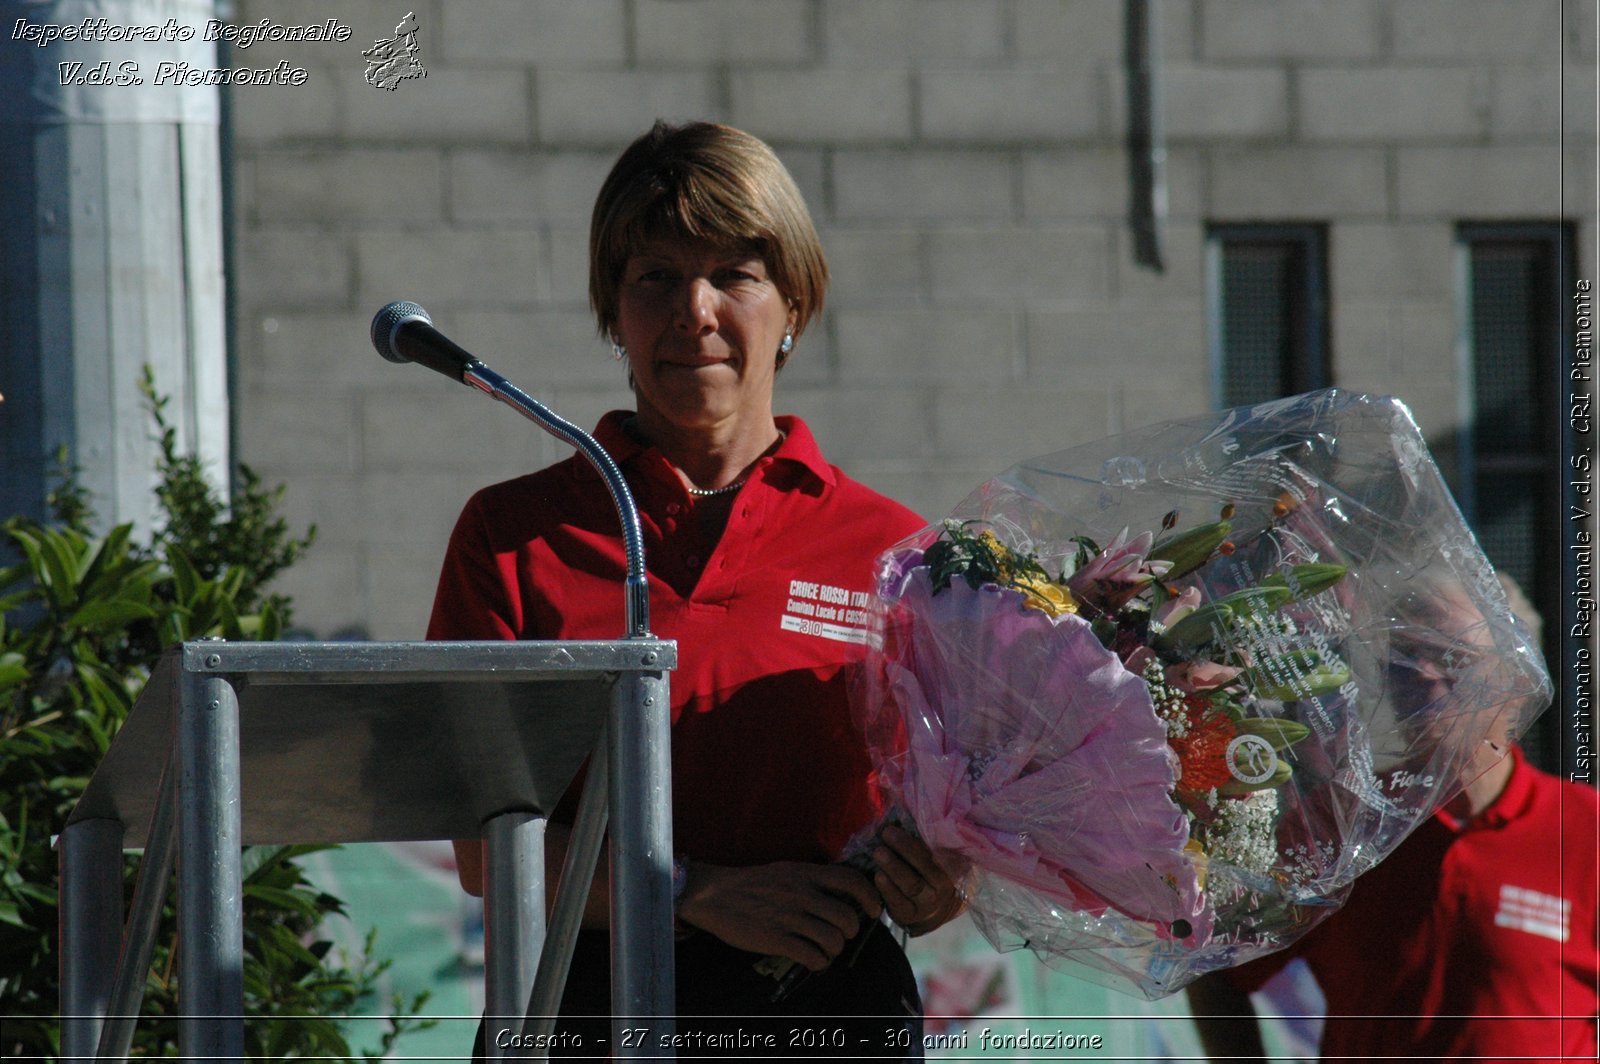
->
[921, 519, 1054, 593]
[138, 368, 309, 622]
[0, 378, 430, 1060]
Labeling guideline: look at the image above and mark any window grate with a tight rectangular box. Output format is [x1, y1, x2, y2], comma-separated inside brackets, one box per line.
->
[1208, 225, 1328, 411]
[1458, 222, 1572, 776]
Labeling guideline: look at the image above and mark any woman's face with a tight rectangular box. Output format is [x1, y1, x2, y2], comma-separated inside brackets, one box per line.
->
[614, 238, 794, 434]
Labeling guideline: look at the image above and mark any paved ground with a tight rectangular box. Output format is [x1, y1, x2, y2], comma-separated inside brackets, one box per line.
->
[302, 842, 1309, 1061]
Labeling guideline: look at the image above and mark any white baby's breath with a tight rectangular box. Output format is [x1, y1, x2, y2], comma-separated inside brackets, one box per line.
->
[1144, 659, 1191, 739]
[1204, 789, 1281, 876]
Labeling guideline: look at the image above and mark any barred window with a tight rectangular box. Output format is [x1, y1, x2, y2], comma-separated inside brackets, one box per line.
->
[1206, 224, 1329, 409]
[1457, 222, 1572, 772]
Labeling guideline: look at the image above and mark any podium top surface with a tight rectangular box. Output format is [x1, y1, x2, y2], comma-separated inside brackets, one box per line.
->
[68, 639, 675, 845]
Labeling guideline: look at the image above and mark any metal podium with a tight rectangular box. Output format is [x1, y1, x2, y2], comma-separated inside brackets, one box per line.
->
[60, 637, 677, 1061]
[59, 308, 687, 1060]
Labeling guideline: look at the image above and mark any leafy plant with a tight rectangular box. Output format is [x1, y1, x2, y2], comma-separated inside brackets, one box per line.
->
[139, 368, 309, 621]
[0, 376, 430, 1060]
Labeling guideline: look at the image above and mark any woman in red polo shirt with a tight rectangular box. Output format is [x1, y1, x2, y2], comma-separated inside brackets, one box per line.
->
[431, 121, 962, 1056]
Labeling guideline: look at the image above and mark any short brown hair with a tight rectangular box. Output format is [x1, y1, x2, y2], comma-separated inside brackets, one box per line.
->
[589, 121, 828, 339]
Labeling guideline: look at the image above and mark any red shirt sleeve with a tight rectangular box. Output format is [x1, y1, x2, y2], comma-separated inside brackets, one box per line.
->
[426, 493, 524, 641]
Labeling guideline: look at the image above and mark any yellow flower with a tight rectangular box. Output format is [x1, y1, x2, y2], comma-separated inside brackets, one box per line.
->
[973, 530, 1076, 615]
[1014, 573, 1078, 617]
[978, 531, 1014, 567]
[1185, 837, 1209, 891]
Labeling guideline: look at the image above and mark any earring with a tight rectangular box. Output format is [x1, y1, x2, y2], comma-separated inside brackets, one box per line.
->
[780, 332, 794, 354]
[611, 337, 627, 361]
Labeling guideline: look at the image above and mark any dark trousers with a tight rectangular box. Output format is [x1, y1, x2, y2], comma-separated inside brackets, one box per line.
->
[476, 923, 923, 1060]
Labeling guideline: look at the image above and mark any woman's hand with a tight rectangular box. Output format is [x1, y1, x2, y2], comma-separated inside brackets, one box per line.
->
[676, 860, 883, 971]
[871, 824, 964, 936]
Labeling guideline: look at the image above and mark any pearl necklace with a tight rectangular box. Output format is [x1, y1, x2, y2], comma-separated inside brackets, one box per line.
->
[682, 431, 785, 498]
[686, 479, 745, 498]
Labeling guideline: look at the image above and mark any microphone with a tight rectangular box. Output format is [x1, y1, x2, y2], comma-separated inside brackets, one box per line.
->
[369, 301, 478, 382]
[367, 299, 653, 637]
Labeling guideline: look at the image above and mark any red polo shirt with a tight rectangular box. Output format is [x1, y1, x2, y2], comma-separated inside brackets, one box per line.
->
[1227, 747, 1599, 1062]
[426, 412, 926, 867]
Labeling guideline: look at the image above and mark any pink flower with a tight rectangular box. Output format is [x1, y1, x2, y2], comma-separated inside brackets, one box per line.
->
[1066, 528, 1170, 612]
[1154, 586, 1202, 628]
[875, 566, 1207, 940]
[1165, 660, 1244, 694]
[1122, 644, 1157, 675]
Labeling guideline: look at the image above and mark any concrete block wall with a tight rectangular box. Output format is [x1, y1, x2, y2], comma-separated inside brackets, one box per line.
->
[226, 0, 1596, 638]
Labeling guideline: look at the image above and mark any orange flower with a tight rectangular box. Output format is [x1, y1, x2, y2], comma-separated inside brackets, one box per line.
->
[1172, 699, 1236, 797]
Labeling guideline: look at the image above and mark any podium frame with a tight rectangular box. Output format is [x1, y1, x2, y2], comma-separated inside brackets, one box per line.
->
[59, 637, 677, 1062]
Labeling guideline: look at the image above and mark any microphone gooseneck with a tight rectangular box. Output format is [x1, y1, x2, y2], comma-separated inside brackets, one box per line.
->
[369, 301, 652, 638]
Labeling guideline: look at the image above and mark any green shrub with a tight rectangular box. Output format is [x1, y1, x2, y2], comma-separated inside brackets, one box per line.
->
[0, 370, 430, 1059]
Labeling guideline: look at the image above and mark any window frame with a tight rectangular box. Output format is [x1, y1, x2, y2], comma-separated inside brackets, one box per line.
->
[1204, 222, 1331, 411]
[1454, 220, 1576, 776]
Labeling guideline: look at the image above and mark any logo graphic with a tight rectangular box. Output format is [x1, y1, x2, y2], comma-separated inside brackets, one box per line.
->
[1224, 733, 1279, 784]
[363, 11, 425, 91]
[782, 578, 873, 645]
[1494, 884, 1570, 943]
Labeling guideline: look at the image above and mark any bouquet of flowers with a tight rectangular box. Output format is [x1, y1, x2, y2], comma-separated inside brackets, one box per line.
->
[855, 390, 1551, 998]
